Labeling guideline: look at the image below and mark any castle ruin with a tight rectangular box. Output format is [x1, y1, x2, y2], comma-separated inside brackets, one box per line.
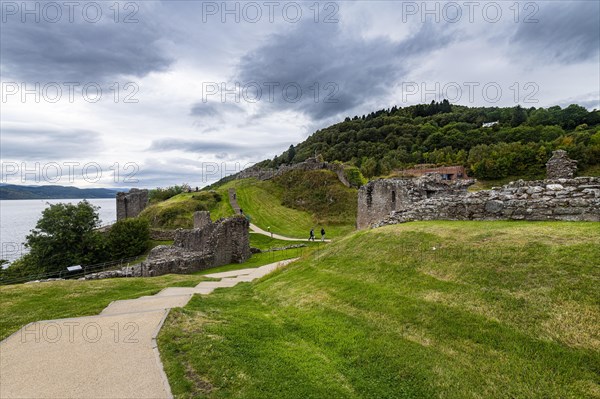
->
[357, 151, 600, 229]
[116, 189, 149, 220]
[139, 213, 250, 277]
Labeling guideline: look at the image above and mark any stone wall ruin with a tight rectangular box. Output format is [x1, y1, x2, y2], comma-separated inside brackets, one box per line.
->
[139, 213, 250, 277]
[357, 151, 599, 228]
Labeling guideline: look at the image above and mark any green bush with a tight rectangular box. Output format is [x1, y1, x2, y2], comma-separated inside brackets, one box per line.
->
[107, 218, 150, 259]
[344, 167, 367, 187]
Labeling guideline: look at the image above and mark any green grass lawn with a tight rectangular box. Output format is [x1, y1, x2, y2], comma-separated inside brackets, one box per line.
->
[0, 247, 304, 341]
[220, 178, 355, 239]
[159, 221, 600, 399]
[0, 274, 208, 341]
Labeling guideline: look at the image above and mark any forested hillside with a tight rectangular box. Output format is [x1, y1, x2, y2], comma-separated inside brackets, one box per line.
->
[261, 102, 600, 180]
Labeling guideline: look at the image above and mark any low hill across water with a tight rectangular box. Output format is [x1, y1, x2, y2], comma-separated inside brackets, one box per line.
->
[0, 184, 121, 200]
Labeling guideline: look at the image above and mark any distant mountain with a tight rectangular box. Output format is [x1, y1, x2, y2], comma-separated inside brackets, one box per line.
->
[0, 185, 123, 200]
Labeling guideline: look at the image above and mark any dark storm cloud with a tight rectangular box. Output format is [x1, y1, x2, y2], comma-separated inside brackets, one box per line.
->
[0, 127, 104, 160]
[235, 21, 454, 120]
[0, 2, 172, 82]
[511, 1, 600, 63]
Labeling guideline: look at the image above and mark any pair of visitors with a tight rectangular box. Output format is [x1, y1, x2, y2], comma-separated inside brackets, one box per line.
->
[309, 228, 326, 241]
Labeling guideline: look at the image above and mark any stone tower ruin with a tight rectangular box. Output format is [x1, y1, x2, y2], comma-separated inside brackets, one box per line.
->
[116, 189, 149, 220]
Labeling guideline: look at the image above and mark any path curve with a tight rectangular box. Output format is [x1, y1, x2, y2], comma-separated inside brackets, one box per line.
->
[0, 259, 297, 399]
[228, 188, 331, 242]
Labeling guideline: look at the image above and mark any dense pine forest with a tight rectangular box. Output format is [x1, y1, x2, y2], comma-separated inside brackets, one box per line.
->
[262, 101, 600, 180]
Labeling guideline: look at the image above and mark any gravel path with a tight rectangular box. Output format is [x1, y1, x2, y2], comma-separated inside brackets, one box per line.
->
[0, 259, 297, 399]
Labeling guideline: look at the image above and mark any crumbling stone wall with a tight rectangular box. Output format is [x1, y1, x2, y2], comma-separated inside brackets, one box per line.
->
[149, 229, 176, 241]
[375, 177, 600, 226]
[546, 150, 578, 179]
[140, 214, 250, 277]
[358, 151, 598, 228]
[193, 211, 212, 229]
[358, 176, 600, 228]
[116, 189, 149, 220]
[357, 174, 474, 229]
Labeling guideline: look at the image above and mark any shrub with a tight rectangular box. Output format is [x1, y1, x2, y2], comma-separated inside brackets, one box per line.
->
[344, 167, 367, 187]
[107, 218, 150, 259]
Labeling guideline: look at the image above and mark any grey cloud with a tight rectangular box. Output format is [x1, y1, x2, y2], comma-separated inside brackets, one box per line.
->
[235, 20, 455, 120]
[510, 1, 599, 63]
[133, 157, 255, 188]
[147, 139, 245, 154]
[0, 2, 172, 82]
[190, 102, 244, 117]
[147, 138, 293, 160]
[0, 127, 104, 160]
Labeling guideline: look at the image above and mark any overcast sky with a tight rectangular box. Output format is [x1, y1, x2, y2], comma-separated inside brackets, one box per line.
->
[1, 0, 598, 188]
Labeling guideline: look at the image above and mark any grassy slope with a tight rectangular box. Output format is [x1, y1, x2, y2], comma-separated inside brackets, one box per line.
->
[219, 177, 355, 239]
[159, 221, 600, 399]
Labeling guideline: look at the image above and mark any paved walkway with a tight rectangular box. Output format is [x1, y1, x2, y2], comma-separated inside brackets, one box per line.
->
[0, 259, 297, 399]
[228, 188, 331, 242]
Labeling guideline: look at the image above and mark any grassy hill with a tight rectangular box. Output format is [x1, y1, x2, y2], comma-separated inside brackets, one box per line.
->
[159, 221, 600, 398]
[218, 169, 357, 238]
[138, 190, 234, 229]
[138, 168, 357, 237]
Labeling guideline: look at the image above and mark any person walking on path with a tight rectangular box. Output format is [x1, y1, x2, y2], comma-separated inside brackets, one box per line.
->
[309, 228, 315, 241]
[320, 228, 326, 242]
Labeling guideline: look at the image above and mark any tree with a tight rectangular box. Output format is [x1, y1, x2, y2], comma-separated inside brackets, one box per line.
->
[287, 145, 296, 163]
[22, 201, 106, 275]
[511, 105, 528, 127]
[360, 157, 378, 178]
[107, 218, 150, 259]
